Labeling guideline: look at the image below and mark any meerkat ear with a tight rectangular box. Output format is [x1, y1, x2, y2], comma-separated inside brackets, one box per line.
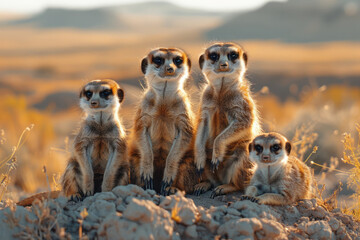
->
[248, 142, 253, 153]
[199, 54, 205, 70]
[243, 52, 248, 67]
[117, 89, 124, 103]
[285, 142, 291, 155]
[187, 57, 191, 72]
[79, 89, 84, 98]
[141, 57, 148, 74]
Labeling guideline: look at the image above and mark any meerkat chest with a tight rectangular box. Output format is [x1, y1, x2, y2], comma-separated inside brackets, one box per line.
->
[88, 136, 116, 173]
[254, 166, 284, 195]
[148, 101, 182, 142]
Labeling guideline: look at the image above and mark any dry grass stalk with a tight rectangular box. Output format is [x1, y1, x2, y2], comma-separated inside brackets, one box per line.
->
[341, 124, 360, 221]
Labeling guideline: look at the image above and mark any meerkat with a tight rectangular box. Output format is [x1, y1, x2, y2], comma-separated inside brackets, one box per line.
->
[244, 132, 312, 205]
[194, 42, 261, 198]
[61, 79, 129, 200]
[128, 47, 197, 195]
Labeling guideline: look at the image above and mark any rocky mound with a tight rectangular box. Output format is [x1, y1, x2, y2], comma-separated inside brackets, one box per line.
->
[0, 185, 359, 239]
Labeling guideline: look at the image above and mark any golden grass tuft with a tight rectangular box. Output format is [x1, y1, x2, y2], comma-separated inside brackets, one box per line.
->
[341, 124, 360, 221]
[0, 124, 34, 203]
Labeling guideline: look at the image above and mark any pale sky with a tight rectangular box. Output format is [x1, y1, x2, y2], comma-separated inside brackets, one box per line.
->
[0, 0, 286, 14]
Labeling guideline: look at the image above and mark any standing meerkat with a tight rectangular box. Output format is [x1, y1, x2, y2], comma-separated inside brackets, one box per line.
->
[245, 132, 312, 205]
[194, 42, 261, 198]
[61, 79, 129, 200]
[128, 47, 197, 195]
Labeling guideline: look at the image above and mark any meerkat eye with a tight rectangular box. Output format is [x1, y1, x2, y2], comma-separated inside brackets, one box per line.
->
[84, 90, 93, 99]
[208, 52, 219, 62]
[153, 56, 164, 66]
[271, 144, 281, 153]
[173, 56, 183, 66]
[228, 51, 239, 61]
[100, 89, 112, 99]
[254, 144, 263, 153]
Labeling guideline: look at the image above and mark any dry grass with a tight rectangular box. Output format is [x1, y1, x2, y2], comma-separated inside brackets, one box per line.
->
[0, 124, 33, 202]
[341, 125, 360, 220]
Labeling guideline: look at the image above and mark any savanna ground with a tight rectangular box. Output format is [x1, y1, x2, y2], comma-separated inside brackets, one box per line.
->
[0, 19, 360, 222]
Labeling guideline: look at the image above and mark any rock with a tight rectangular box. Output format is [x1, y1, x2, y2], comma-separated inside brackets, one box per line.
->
[328, 218, 340, 231]
[260, 219, 283, 238]
[95, 192, 117, 201]
[122, 198, 174, 240]
[306, 221, 335, 240]
[185, 225, 198, 239]
[112, 184, 149, 199]
[55, 196, 68, 208]
[88, 200, 116, 219]
[0, 205, 37, 240]
[312, 206, 327, 219]
[98, 215, 145, 240]
[159, 191, 198, 226]
[217, 218, 262, 238]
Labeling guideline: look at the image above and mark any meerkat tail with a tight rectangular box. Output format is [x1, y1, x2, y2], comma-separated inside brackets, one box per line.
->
[16, 191, 62, 207]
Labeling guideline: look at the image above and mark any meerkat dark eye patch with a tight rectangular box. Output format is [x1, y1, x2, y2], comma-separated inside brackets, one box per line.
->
[173, 56, 183, 67]
[228, 51, 239, 62]
[84, 90, 93, 100]
[152, 56, 164, 66]
[99, 89, 112, 99]
[270, 144, 281, 153]
[254, 144, 263, 154]
[208, 52, 219, 62]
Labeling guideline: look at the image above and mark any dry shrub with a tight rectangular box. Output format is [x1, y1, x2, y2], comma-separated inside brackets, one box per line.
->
[341, 124, 360, 220]
[0, 96, 59, 193]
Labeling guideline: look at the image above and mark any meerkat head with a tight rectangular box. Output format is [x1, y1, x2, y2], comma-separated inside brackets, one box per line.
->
[79, 79, 124, 115]
[248, 132, 291, 166]
[141, 47, 191, 88]
[199, 42, 247, 82]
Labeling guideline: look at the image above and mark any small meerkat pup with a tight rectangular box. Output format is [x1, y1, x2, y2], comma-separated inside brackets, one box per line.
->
[128, 47, 196, 195]
[61, 79, 129, 200]
[245, 132, 312, 205]
[194, 42, 261, 198]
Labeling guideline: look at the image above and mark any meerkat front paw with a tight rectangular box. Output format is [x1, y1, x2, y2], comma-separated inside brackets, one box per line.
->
[193, 182, 212, 196]
[83, 182, 94, 197]
[140, 165, 154, 190]
[211, 141, 225, 172]
[160, 179, 173, 196]
[240, 195, 259, 203]
[69, 192, 83, 202]
[141, 173, 153, 190]
[195, 150, 206, 177]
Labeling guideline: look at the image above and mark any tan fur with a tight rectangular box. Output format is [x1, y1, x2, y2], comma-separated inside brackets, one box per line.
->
[128, 47, 197, 195]
[194, 42, 261, 198]
[61, 79, 129, 199]
[245, 132, 312, 205]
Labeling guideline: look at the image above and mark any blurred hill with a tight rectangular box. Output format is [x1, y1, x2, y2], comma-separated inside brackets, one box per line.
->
[5, 8, 126, 30]
[206, 0, 360, 42]
[3, 1, 224, 31]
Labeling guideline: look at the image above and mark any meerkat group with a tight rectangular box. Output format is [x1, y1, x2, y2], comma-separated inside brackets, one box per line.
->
[60, 42, 312, 206]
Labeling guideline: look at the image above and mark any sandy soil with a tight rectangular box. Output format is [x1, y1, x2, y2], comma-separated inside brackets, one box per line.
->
[0, 185, 359, 239]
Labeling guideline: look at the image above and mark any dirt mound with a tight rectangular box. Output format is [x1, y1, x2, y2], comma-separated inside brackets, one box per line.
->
[0, 185, 359, 239]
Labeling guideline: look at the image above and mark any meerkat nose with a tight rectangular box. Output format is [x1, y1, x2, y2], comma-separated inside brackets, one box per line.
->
[220, 63, 228, 67]
[91, 101, 99, 108]
[262, 155, 270, 162]
[166, 66, 174, 73]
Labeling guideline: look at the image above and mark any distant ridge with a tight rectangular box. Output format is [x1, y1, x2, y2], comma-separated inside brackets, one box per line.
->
[108, 1, 225, 16]
[4, 1, 225, 30]
[6, 8, 125, 30]
[206, 0, 360, 42]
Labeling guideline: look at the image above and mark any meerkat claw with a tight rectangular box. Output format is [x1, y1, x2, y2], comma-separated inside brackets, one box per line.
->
[211, 159, 219, 173]
[160, 180, 173, 196]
